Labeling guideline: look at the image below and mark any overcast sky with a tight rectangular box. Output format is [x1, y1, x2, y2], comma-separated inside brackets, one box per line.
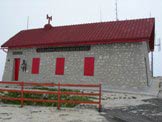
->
[0, 0, 162, 80]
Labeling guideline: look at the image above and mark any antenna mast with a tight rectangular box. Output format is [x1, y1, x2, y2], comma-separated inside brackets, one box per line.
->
[151, 38, 161, 77]
[27, 16, 29, 30]
[150, 12, 152, 18]
[151, 51, 154, 77]
[100, 7, 102, 22]
[156, 38, 161, 51]
[115, 0, 119, 21]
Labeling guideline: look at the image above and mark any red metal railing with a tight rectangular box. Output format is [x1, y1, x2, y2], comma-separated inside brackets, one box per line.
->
[0, 81, 102, 111]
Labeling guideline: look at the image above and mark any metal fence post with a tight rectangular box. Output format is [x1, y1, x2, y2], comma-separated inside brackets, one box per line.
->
[57, 82, 61, 110]
[98, 83, 102, 112]
[21, 81, 24, 107]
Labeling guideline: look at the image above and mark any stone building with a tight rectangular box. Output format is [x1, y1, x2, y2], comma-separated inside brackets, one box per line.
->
[1, 18, 155, 91]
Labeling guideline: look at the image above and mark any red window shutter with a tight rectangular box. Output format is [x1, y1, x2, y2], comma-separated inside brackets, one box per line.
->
[84, 57, 95, 76]
[32, 58, 40, 74]
[55, 58, 65, 75]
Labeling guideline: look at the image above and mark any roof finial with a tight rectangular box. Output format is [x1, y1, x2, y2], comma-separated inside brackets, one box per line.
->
[27, 16, 29, 30]
[46, 14, 52, 24]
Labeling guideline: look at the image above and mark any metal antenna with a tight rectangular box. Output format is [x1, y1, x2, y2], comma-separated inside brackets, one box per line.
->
[151, 51, 154, 77]
[150, 12, 152, 18]
[115, 0, 119, 21]
[156, 38, 161, 52]
[100, 7, 102, 22]
[151, 38, 161, 77]
[27, 16, 29, 30]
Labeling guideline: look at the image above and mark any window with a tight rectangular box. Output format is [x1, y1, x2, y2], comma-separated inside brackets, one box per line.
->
[55, 58, 65, 75]
[32, 58, 40, 74]
[84, 57, 95, 76]
[13, 51, 23, 55]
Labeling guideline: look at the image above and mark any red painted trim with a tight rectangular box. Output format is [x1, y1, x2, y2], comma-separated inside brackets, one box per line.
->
[14, 58, 20, 81]
[55, 58, 65, 75]
[84, 57, 95, 76]
[32, 58, 40, 74]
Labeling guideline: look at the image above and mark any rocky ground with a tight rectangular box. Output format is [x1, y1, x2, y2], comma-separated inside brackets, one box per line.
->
[0, 92, 162, 122]
[102, 98, 162, 122]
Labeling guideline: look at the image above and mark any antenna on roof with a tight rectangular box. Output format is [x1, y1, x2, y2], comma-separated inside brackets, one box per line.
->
[156, 38, 161, 52]
[27, 16, 29, 30]
[115, 0, 119, 21]
[100, 7, 102, 22]
[151, 38, 161, 77]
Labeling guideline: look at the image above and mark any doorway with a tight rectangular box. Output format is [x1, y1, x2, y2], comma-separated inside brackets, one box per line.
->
[14, 58, 20, 81]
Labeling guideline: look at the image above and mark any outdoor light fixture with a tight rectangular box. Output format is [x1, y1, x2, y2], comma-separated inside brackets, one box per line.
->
[21, 60, 27, 72]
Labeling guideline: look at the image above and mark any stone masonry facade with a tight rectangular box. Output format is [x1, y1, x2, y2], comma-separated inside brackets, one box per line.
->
[2, 42, 152, 90]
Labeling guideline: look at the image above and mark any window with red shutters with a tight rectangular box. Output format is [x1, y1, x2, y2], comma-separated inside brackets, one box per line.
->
[55, 58, 65, 75]
[32, 58, 40, 74]
[84, 57, 95, 76]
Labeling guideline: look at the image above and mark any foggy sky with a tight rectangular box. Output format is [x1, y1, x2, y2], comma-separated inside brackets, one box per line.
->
[0, 0, 162, 79]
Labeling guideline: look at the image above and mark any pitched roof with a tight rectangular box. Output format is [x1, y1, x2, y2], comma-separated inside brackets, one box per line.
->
[1, 18, 155, 51]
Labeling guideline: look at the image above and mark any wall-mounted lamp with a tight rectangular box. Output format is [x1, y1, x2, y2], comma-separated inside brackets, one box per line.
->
[21, 60, 27, 72]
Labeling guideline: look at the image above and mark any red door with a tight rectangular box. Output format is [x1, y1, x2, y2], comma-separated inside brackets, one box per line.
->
[14, 58, 20, 81]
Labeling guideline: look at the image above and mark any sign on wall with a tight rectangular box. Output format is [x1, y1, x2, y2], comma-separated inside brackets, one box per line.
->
[36, 46, 91, 53]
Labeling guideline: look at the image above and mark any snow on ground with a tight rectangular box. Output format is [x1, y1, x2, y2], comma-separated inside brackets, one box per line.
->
[0, 92, 155, 122]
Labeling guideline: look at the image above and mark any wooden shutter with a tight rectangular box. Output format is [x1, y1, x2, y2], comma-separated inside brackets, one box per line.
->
[84, 57, 94, 76]
[32, 58, 40, 74]
[55, 58, 65, 75]
[14, 58, 20, 81]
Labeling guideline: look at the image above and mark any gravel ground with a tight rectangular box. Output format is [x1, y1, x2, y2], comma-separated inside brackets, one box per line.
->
[101, 98, 162, 122]
[0, 92, 161, 122]
[0, 105, 107, 122]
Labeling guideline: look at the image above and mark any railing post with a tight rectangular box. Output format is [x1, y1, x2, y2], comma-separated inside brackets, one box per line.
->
[57, 82, 61, 110]
[21, 81, 24, 107]
[98, 83, 102, 112]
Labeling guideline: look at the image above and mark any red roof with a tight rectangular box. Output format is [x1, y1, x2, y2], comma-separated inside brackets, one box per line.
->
[1, 18, 155, 51]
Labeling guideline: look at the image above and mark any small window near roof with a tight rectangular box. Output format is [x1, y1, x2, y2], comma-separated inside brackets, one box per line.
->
[84, 57, 95, 76]
[55, 58, 65, 75]
[13, 51, 23, 55]
[32, 58, 40, 74]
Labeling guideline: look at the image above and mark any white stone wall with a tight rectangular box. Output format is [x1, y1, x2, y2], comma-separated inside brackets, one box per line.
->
[2, 42, 152, 90]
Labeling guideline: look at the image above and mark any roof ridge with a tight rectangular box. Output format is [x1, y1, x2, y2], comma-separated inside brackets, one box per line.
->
[53, 17, 155, 28]
[21, 17, 155, 32]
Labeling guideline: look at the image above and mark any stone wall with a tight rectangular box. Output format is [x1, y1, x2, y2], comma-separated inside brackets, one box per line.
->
[2, 42, 152, 90]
